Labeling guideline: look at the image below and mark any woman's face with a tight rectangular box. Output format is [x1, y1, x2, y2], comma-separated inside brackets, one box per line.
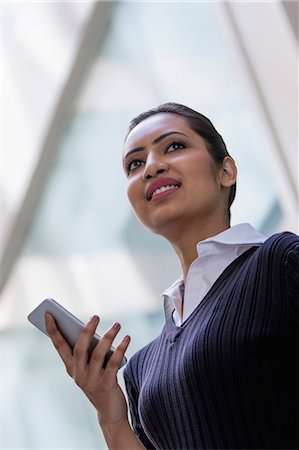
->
[123, 113, 231, 236]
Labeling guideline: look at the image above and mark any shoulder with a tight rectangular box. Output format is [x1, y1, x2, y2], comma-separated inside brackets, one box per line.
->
[264, 231, 299, 246]
[258, 232, 298, 304]
[259, 231, 299, 261]
[241, 232, 299, 292]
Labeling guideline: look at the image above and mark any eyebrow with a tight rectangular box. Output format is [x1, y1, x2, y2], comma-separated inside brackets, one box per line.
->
[123, 131, 188, 159]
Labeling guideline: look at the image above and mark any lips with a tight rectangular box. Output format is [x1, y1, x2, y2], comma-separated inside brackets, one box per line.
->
[146, 177, 181, 201]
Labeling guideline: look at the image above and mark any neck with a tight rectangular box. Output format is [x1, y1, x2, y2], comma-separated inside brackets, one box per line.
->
[164, 217, 230, 283]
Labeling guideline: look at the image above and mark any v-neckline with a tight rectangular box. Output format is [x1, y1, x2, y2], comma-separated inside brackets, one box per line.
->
[165, 246, 259, 339]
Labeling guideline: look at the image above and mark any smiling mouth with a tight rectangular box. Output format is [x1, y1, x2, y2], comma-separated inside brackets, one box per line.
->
[150, 184, 180, 201]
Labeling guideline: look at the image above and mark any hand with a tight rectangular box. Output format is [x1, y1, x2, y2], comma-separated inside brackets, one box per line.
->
[45, 314, 130, 427]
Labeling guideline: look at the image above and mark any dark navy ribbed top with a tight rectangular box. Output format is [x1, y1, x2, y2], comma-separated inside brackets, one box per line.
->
[124, 232, 298, 449]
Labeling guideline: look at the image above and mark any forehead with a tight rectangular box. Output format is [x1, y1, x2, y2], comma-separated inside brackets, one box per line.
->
[123, 113, 194, 154]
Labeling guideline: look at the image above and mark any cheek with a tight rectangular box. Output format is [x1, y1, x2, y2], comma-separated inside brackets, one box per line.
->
[187, 164, 213, 185]
[126, 184, 134, 206]
[184, 166, 221, 201]
[126, 180, 140, 209]
[190, 159, 220, 184]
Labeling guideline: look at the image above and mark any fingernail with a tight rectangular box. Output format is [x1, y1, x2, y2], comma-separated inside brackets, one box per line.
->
[123, 335, 130, 342]
[45, 313, 50, 321]
[112, 322, 120, 330]
[89, 315, 97, 323]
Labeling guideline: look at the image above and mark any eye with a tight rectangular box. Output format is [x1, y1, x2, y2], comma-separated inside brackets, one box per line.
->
[166, 141, 186, 153]
[126, 159, 144, 174]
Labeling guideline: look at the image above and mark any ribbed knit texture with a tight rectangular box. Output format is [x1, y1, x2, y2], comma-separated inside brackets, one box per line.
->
[124, 232, 298, 450]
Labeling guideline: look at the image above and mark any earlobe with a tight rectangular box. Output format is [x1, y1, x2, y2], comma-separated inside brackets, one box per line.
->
[221, 156, 237, 187]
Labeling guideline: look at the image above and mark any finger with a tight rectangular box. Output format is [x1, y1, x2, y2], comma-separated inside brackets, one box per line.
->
[73, 315, 100, 373]
[100, 335, 131, 388]
[45, 313, 73, 375]
[89, 322, 122, 372]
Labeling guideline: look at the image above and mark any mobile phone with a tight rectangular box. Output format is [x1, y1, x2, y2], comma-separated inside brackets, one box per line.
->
[27, 298, 127, 368]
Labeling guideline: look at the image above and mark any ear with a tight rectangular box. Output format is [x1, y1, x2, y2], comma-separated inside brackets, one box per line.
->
[220, 156, 237, 188]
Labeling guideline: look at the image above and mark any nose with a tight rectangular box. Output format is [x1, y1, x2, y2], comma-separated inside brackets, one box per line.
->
[142, 154, 169, 180]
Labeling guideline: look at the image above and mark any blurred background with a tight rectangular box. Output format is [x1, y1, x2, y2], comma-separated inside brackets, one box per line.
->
[1, 1, 298, 448]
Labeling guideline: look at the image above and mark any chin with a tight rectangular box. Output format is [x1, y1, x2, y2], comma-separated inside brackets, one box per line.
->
[142, 209, 187, 236]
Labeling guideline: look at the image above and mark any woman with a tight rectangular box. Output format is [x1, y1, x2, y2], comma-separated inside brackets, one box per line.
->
[46, 103, 298, 450]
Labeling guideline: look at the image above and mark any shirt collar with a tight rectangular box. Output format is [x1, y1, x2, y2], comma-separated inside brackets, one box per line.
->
[162, 223, 266, 298]
[199, 223, 266, 246]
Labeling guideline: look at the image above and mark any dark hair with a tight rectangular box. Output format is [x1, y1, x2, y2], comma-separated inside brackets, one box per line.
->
[127, 102, 236, 221]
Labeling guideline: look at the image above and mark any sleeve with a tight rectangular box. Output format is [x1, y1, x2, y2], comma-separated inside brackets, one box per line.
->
[284, 235, 299, 323]
[123, 366, 156, 450]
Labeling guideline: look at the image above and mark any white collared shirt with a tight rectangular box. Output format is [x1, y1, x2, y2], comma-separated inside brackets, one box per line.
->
[162, 223, 267, 326]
